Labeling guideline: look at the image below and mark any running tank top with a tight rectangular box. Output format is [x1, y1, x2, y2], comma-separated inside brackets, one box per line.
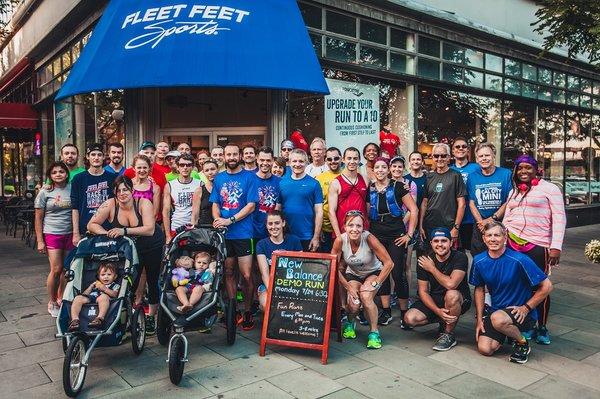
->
[111, 199, 143, 228]
[197, 184, 213, 225]
[133, 180, 154, 202]
[169, 178, 201, 230]
[341, 231, 381, 278]
[111, 199, 164, 252]
[335, 174, 368, 233]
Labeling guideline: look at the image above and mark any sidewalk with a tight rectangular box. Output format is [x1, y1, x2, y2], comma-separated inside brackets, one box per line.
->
[1, 225, 600, 398]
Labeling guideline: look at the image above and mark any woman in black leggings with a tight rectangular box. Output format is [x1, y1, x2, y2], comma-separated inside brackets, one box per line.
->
[367, 157, 418, 328]
[87, 175, 165, 335]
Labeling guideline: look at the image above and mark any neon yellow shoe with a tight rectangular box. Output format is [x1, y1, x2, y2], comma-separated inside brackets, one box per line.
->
[367, 331, 382, 349]
[342, 321, 357, 339]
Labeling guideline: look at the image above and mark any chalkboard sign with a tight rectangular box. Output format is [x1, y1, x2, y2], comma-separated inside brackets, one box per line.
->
[260, 251, 337, 364]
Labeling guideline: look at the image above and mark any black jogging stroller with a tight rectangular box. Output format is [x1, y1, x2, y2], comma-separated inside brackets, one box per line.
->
[55, 235, 145, 397]
[156, 226, 236, 385]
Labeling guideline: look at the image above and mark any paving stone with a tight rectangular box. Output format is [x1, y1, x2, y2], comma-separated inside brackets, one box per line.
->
[17, 325, 58, 346]
[207, 380, 293, 398]
[187, 353, 301, 394]
[433, 372, 532, 398]
[199, 332, 262, 360]
[524, 349, 600, 391]
[380, 327, 440, 357]
[428, 346, 547, 390]
[544, 322, 576, 337]
[0, 295, 40, 311]
[553, 283, 600, 298]
[522, 375, 600, 398]
[278, 347, 374, 379]
[0, 332, 24, 352]
[0, 340, 63, 372]
[268, 367, 345, 398]
[560, 330, 600, 349]
[551, 314, 600, 334]
[535, 336, 599, 361]
[101, 375, 212, 398]
[1, 303, 48, 321]
[356, 345, 463, 386]
[319, 387, 370, 398]
[336, 366, 452, 399]
[550, 303, 600, 324]
[0, 364, 50, 395]
[581, 352, 600, 368]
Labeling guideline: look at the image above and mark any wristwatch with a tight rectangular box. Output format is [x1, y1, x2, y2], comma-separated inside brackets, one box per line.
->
[491, 214, 500, 221]
[371, 280, 381, 289]
[453, 224, 460, 230]
[229, 216, 236, 224]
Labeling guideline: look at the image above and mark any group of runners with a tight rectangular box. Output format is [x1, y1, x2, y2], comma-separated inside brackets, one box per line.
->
[34, 134, 566, 364]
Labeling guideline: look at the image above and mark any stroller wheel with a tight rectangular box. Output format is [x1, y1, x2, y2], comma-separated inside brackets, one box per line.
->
[131, 307, 146, 355]
[168, 336, 186, 385]
[226, 298, 237, 346]
[62, 336, 69, 353]
[63, 336, 88, 397]
[156, 306, 170, 346]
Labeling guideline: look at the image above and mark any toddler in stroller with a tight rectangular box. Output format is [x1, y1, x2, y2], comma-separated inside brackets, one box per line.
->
[68, 262, 120, 331]
[172, 252, 215, 312]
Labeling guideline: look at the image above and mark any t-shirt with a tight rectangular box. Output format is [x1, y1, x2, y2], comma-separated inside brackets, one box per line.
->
[423, 169, 467, 234]
[34, 184, 73, 234]
[450, 162, 480, 224]
[469, 248, 547, 320]
[467, 167, 512, 219]
[166, 170, 203, 182]
[417, 249, 471, 300]
[404, 173, 427, 210]
[256, 234, 303, 266]
[153, 162, 171, 176]
[104, 165, 125, 175]
[305, 163, 330, 178]
[379, 130, 400, 157]
[253, 174, 281, 240]
[278, 174, 323, 240]
[367, 180, 409, 239]
[69, 167, 85, 180]
[70, 170, 116, 235]
[210, 169, 258, 239]
[315, 170, 342, 233]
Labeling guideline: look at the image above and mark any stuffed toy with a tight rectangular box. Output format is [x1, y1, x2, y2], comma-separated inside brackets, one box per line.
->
[171, 256, 194, 288]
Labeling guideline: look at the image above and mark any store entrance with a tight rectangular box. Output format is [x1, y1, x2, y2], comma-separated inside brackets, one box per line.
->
[160, 127, 267, 154]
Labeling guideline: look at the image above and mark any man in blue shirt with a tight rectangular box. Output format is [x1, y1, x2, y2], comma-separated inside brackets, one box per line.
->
[210, 143, 258, 330]
[467, 143, 512, 255]
[278, 149, 323, 251]
[470, 221, 552, 364]
[253, 146, 281, 241]
[450, 137, 480, 252]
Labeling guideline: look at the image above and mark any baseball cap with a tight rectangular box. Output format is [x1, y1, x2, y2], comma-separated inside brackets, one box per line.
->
[390, 155, 406, 166]
[165, 150, 181, 158]
[139, 141, 156, 151]
[281, 139, 295, 149]
[430, 227, 451, 240]
[86, 143, 104, 155]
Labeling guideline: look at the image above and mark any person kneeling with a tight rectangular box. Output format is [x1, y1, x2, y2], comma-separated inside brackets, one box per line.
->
[68, 262, 120, 331]
[403, 227, 472, 351]
[470, 221, 552, 364]
[172, 252, 215, 313]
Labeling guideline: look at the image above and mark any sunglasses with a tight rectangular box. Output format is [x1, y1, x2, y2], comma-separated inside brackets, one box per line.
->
[345, 210, 364, 217]
[178, 163, 193, 167]
[326, 156, 341, 162]
[432, 154, 449, 159]
[453, 144, 468, 149]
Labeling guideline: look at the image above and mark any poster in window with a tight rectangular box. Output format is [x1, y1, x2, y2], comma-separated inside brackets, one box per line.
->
[54, 100, 73, 159]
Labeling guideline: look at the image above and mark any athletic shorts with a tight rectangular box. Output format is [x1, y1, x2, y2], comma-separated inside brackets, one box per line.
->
[226, 239, 254, 258]
[44, 233, 75, 251]
[300, 239, 319, 252]
[410, 293, 471, 323]
[345, 270, 391, 295]
[480, 307, 534, 344]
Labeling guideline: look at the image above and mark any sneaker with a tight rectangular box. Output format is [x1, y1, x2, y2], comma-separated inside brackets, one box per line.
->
[250, 300, 260, 317]
[242, 311, 254, 331]
[145, 314, 156, 336]
[509, 340, 531, 364]
[399, 319, 413, 330]
[340, 309, 348, 323]
[536, 326, 551, 345]
[522, 328, 537, 341]
[390, 294, 398, 307]
[48, 301, 60, 318]
[377, 309, 393, 326]
[235, 311, 243, 325]
[236, 290, 243, 302]
[357, 310, 369, 326]
[342, 321, 357, 339]
[367, 331, 382, 349]
[432, 333, 457, 351]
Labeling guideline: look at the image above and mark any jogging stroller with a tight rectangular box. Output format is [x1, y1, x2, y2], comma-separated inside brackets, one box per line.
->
[56, 235, 145, 397]
[157, 226, 236, 385]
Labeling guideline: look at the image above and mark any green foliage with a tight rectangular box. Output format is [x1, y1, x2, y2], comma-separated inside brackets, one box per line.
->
[533, 0, 600, 64]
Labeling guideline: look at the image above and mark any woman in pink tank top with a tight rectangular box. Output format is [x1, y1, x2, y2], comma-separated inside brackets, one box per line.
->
[131, 155, 161, 219]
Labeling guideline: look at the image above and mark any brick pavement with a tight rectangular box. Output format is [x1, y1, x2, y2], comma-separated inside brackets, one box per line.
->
[1, 225, 600, 398]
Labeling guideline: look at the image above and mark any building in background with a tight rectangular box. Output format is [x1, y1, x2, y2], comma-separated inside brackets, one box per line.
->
[0, 0, 598, 225]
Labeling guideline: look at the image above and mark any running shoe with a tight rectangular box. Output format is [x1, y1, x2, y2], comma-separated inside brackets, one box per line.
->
[536, 326, 551, 345]
[432, 333, 457, 351]
[377, 309, 393, 326]
[522, 328, 537, 341]
[145, 314, 156, 336]
[340, 309, 348, 323]
[48, 301, 60, 318]
[357, 310, 369, 326]
[236, 290, 244, 302]
[250, 300, 260, 317]
[242, 311, 255, 331]
[509, 340, 531, 364]
[342, 321, 357, 339]
[399, 319, 413, 330]
[366, 331, 382, 349]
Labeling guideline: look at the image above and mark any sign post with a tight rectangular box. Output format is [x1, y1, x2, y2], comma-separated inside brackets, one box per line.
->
[260, 251, 337, 364]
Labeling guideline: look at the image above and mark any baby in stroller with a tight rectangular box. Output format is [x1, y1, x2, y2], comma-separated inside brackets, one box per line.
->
[171, 251, 215, 312]
[68, 262, 120, 331]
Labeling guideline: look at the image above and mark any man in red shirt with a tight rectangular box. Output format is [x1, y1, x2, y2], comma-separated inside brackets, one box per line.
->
[380, 128, 401, 158]
[290, 129, 309, 153]
[153, 141, 171, 176]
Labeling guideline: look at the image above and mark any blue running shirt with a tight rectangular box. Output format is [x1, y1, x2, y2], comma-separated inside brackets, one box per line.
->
[467, 167, 513, 219]
[278, 174, 323, 240]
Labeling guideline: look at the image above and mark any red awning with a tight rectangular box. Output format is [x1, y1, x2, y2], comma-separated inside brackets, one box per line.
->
[0, 103, 37, 129]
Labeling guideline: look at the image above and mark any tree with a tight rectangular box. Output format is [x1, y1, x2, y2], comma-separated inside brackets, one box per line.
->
[532, 0, 600, 65]
[0, 1, 23, 39]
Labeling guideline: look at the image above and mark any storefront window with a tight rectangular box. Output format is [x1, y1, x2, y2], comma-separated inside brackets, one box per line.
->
[465, 49, 484, 69]
[360, 20, 386, 44]
[537, 107, 565, 195]
[390, 28, 414, 51]
[360, 45, 386, 68]
[443, 43, 464, 63]
[417, 58, 440, 80]
[502, 100, 535, 167]
[485, 54, 503, 73]
[326, 10, 356, 37]
[299, 3, 322, 29]
[565, 112, 591, 206]
[591, 115, 600, 203]
[325, 37, 356, 63]
[418, 36, 440, 57]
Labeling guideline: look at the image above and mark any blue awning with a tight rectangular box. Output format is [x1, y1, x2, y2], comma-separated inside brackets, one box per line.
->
[56, 0, 328, 100]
